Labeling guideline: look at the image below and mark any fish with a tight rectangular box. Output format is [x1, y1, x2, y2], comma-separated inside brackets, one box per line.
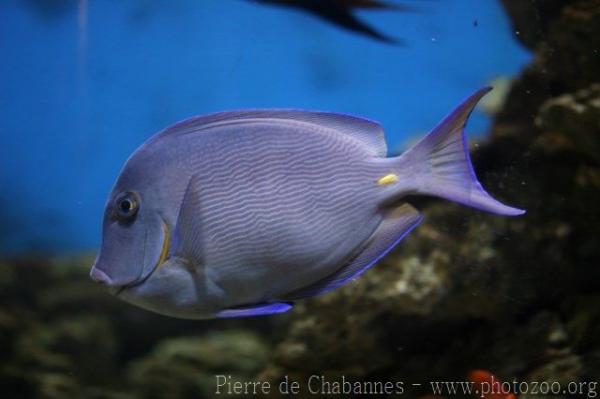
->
[251, 0, 413, 44]
[90, 87, 524, 319]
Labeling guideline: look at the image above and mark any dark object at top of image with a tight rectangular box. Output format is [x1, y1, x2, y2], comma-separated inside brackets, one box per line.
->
[252, 0, 414, 44]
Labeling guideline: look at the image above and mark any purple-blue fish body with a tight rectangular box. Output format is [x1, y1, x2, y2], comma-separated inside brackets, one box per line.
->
[90, 87, 523, 319]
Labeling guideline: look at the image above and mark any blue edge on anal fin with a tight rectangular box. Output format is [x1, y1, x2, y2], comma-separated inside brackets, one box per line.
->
[283, 204, 423, 301]
[216, 302, 293, 318]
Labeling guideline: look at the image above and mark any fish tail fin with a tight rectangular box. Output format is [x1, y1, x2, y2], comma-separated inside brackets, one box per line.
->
[393, 87, 524, 216]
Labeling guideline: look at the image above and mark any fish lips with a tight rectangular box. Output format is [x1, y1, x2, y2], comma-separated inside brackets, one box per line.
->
[89, 265, 135, 297]
[90, 216, 171, 294]
[89, 267, 125, 296]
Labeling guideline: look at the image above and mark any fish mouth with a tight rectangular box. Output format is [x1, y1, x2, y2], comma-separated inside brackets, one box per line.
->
[109, 218, 171, 297]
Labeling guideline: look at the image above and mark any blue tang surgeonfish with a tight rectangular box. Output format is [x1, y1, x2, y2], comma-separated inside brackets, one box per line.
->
[90, 87, 524, 319]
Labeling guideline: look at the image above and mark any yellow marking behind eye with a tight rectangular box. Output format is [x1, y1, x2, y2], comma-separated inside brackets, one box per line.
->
[157, 221, 171, 267]
[377, 173, 398, 186]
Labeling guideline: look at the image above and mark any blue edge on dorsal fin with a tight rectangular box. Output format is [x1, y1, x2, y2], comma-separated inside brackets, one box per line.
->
[151, 109, 388, 156]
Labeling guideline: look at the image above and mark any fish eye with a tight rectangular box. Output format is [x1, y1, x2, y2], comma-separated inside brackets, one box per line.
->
[114, 192, 139, 220]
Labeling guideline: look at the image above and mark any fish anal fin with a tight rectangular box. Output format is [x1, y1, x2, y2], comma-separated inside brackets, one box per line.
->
[284, 204, 422, 300]
[216, 302, 293, 318]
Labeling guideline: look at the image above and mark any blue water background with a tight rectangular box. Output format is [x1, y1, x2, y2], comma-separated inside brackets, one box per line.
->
[0, 0, 529, 253]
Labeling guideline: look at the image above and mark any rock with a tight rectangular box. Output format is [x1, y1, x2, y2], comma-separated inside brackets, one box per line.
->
[521, 355, 584, 399]
[11, 316, 118, 397]
[127, 331, 269, 399]
[535, 84, 600, 161]
[499, 0, 565, 50]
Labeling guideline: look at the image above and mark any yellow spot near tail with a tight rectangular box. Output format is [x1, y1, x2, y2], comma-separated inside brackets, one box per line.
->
[157, 220, 171, 267]
[377, 173, 398, 186]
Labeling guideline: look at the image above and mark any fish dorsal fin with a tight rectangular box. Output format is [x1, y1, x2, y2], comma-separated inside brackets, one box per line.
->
[155, 110, 388, 157]
[283, 203, 422, 300]
[172, 174, 205, 266]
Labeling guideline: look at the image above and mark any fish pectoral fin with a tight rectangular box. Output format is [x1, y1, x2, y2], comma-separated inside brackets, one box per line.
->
[173, 173, 205, 265]
[283, 203, 422, 300]
[216, 302, 293, 318]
